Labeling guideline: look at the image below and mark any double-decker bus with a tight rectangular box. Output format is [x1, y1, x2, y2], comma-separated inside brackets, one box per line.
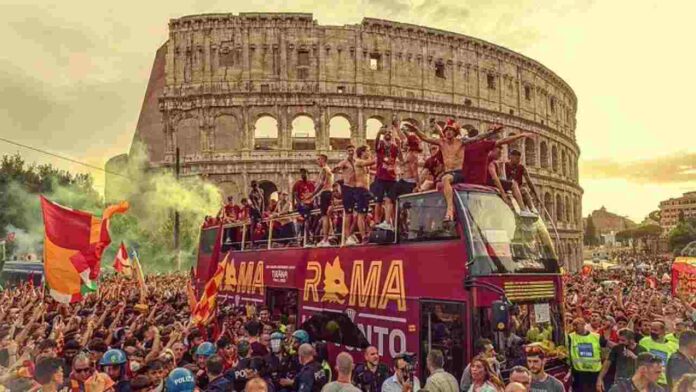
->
[196, 184, 568, 381]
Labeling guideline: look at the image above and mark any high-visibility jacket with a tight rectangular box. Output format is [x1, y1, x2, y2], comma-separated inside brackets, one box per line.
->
[568, 332, 602, 372]
[639, 336, 678, 385]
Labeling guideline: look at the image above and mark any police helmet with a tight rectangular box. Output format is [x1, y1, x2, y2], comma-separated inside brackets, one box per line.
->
[292, 329, 310, 344]
[270, 331, 285, 341]
[195, 341, 216, 357]
[165, 367, 196, 392]
[99, 349, 127, 366]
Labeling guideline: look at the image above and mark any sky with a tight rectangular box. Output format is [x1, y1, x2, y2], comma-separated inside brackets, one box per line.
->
[0, 0, 694, 222]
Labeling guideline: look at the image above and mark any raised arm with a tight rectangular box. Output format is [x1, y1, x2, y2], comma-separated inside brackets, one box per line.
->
[495, 132, 534, 147]
[401, 122, 440, 145]
[461, 124, 505, 145]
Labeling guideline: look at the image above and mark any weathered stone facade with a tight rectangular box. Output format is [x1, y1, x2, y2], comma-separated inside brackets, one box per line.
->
[126, 12, 583, 271]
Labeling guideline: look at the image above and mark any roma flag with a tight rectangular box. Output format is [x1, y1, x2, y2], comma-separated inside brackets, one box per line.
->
[113, 242, 132, 277]
[191, 254, 229, 326]
[40, 196, 128, 303]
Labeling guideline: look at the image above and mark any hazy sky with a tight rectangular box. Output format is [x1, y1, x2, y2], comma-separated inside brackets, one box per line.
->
[1, 0, 694, 222]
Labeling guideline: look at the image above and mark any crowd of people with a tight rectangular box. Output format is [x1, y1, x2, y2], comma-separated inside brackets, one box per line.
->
[204, 117, 542, 248]
[0, 247, 694, 391]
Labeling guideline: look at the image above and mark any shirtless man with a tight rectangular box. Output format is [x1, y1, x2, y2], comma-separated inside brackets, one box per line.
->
[394, 134, 421, 199]
[308, 154, 334, 247]
[403, 118, 503, 221]
[354, 145, 377, 243]
[332, 145, 357, 245]
[372, 124, 401, 230]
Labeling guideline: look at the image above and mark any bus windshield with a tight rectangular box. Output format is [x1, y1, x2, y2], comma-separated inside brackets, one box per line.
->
[459, 191, 559, 274]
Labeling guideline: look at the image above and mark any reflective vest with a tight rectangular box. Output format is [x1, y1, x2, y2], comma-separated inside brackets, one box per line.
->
[639, 337, 678, 385]
[569, 332, 602, 372]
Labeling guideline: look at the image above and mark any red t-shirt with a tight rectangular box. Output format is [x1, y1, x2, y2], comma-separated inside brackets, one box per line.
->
[376, 140, 399, 181]
[237, 205, 250, 220]
[463, 140, 497, 185]
[292, 180, 316, 206]
[505, 163, 527, 184]
[224, 204, 240, 218]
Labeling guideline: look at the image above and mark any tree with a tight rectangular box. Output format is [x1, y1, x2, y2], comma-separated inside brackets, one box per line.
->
[668, 218, 696, 254]
[584, 215, 598, 246]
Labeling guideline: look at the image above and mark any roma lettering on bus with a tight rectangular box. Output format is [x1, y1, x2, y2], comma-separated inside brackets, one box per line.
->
[223, 260, 264, 294]
[303, 257, 406, 312]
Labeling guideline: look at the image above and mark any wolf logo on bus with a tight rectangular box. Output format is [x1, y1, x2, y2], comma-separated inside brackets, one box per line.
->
[304, 256, 407, 312]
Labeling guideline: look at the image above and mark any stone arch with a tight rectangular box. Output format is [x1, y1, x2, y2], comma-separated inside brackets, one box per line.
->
[291, 114, 316, 150]
[525, 138, 536, 167]
[175, 116, 200, 157]
[540, 141, 549, 169]
[214, 114, 241, 152]
[366, 117, 384, 141]
[329, 114, 352, 150]
[254, 115, 279, 150]
[555, 193, 564, 222]
[544, 192, 554, 220]
[257, 180, 278, 211]
[551, 144, 559, 172]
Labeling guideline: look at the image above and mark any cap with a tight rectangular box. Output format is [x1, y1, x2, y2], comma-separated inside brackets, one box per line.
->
[237, 340, 250, 357]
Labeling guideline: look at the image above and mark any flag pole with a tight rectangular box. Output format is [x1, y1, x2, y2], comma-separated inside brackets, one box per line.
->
[174, 147, 181, 271]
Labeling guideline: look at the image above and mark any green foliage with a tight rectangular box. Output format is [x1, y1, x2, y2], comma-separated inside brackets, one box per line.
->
[584, 215, 598, 246]
[668, 218, 696, 254]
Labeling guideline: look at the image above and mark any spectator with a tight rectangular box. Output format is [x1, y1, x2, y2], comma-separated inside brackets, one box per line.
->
[507, 366, 531, 391]
[466, 355, 504, 392]
[423, 349, 458, 392]
[353, 346, 390, 392]
[666, 329, 696, 390]
[598, 329, 645, 391]
[504, 383, 526, 392]
[526, 350, 564, 392]
[322, 352, 361, 392]
[460, 339, 500, 392]
[206, 354, 232, 391]
[382, 353, 421, 392]
[608, 353, 664, 392]
[68, 353, 94, 391]
[672, 374, 696, 392]
[34, 357, 65, 392]
[246, 377, 270, 392]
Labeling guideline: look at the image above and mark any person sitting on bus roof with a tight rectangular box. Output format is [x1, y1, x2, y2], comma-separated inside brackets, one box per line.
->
[417, 144, 444, 192]
[223, 196, 240, 223]
[506, 149, 541, 214]
[487, 146, 536, 217]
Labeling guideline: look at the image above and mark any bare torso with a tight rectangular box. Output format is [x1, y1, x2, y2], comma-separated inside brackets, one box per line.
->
[338, 159, 356, 186]
[355, 160, 372, 189]
[400, 151, 419, 181]
[439, 139, 465, 171]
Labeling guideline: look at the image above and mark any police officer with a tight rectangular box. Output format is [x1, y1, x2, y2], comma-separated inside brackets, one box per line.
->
[313, 341, 332, 383]
[267, 332, 294, 392]
[184, 341, 216, 390]
[99, 348, 131, 392]
[226, 340, 252, 391]
[568, 317, 602, 392]
[353, 346, 390, 392]
[279, 330, 309, 390]
[293, 343, 327, 392]
[248, 356, 276, 392]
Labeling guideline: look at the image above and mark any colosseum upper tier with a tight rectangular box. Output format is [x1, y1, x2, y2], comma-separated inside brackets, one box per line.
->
[121, 12, 583, 270]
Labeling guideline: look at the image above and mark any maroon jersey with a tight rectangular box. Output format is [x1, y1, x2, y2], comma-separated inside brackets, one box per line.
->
[424, 151, 444, 178]
[292, 180, 316, 206]
[505, 162, 527, 184]
[376, 140, 399, 181]
[462, 140, 496, 185]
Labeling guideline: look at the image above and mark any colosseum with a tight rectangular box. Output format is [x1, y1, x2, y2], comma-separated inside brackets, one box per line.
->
[112, 12, 583, 271]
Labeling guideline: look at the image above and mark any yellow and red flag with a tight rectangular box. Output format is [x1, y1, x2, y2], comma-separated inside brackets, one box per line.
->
[190, 254, 229, 326]
[40, 196, 128, 303]
[113, 242, 132, 277]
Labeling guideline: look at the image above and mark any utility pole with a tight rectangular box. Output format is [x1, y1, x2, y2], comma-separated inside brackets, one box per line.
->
[174, 147, 181, 270]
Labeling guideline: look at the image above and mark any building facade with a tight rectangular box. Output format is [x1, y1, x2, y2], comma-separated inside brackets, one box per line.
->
[587, 206, 636, 237]
[124, 13, 583, 270]
[659, 191, 696, 235]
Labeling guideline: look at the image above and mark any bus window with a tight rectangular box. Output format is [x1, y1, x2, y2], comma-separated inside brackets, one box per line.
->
[199, 228, 218, 255]
[222, 226, 244, 252]
[398, 193, 458, 242]
[420, 300, 467, 381]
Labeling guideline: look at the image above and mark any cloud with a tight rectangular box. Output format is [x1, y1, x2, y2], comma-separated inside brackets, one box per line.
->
[581, 152, 696, 184]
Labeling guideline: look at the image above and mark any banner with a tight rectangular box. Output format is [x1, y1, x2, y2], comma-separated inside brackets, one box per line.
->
[672, 257, 696, 297]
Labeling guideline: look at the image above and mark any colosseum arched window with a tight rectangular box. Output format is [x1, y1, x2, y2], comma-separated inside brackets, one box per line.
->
[329, 115, 352, 150]
[540, 141, 549, 169]
[565, 195, 572, 223]
[544, 192, 554, 221]
[524, 138, 536, 167]
[551, 145, 559, 172]
[254, 115, 278, 150]
[366, 117, 384, 141]
[562, 150, 568, 177]
[291, 115, 316, 150]
[556, 193, 564, 222]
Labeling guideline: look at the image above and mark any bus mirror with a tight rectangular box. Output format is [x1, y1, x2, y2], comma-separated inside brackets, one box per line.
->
[491, 300, 509, 331]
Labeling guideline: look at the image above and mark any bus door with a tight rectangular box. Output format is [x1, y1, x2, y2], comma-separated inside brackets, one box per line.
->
[420, 300, 468, 382]
[266, 288, 299, 329]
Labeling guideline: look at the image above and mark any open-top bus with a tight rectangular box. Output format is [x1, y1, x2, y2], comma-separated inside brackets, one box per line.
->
[196, 183, 568, 381]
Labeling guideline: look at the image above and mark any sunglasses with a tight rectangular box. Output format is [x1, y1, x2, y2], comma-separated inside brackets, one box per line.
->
[74, 367, 93, 374]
